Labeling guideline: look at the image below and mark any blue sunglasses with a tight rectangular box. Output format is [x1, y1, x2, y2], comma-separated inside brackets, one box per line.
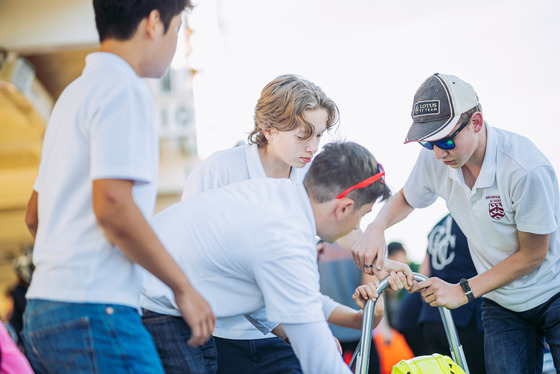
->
[419, 119, 469, 150]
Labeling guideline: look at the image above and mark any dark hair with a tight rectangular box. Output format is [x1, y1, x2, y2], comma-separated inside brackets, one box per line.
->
[304, 141, 391, 208]
[458, 104, 483, 124]
[248, 74, 340, 146]
[387, 241, 405, 257]
[93, 0, 192, 42]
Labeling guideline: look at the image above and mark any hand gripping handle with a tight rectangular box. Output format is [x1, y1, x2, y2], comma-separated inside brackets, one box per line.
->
[350, 272, 470, 374]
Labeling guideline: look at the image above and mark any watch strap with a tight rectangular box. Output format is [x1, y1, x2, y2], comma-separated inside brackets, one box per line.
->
[459, 278, 475, 303]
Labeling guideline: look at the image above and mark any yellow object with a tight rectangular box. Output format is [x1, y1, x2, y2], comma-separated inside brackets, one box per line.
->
[391, 353, 466, 374]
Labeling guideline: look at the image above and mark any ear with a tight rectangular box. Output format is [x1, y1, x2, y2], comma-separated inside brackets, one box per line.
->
[262, 127, 275, 141]
[471, 112, 484, 133]
[145, 10, 162, 40]
[334, 197, 355, 220]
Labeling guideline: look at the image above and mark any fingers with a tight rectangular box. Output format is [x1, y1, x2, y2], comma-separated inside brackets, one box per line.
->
[386, 271, 405, 291]
[384, 259, 414, 287]
[352, 251, 374, 274]
[353, 282, 380, 309]
[410, 279, 430, 293]
[384, 270, 412, 292]
[373, 294, 385, 318]
[356, 284, 376, 302]
[406, 270, 415, 287]
[364, 282, 379, 300]
[350, 230, 384, 274]
[350, 241, 364, 269]
[188, 313, 215, 347]
[374, 254, 385, 272]
[352, 289, 365, 310]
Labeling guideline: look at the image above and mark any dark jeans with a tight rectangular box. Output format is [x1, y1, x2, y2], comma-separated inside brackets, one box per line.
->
[420, 316, 485, 374]
[214, 336, 303, 374]
[482, 293, 560, 374]
[142, 309, 217, 374]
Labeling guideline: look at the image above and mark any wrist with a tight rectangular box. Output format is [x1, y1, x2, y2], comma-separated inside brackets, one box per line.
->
[459, 278, 475, 303]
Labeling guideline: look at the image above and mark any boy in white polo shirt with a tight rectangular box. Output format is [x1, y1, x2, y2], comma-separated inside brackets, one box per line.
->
[172, 74, 345, 374]
[351, 73, 560, 373]
[22, 1, 215, 373]
[142, 141, 402, 374]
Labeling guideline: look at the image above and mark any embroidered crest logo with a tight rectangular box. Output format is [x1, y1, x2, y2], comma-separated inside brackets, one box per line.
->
[486, 195, 504, 221]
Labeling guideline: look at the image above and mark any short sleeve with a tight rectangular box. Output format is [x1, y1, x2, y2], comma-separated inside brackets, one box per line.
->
[403, 149, 439, 208]
[319, 294, 340, 319]
[512, 165, 558, 234]
[89, 82, 155, 183]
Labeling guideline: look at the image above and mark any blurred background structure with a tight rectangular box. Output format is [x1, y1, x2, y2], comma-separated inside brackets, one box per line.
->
[1, 0, 560, 319]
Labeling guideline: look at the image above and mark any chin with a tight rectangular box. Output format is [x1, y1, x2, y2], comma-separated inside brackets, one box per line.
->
[319, 233, 340, 243]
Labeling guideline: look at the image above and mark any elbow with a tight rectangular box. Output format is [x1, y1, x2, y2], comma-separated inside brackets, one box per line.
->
[531, 252, 548, 271]
[93, 192, 131, 242]
[94, 204, 128, 242]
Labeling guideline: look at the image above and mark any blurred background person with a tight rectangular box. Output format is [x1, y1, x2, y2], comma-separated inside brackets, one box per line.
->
[417, 214, 485, 373]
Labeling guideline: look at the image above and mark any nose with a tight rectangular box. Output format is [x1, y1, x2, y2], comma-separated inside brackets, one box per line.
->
[306, 136, 320, 154]
[433, 146, 448, 160]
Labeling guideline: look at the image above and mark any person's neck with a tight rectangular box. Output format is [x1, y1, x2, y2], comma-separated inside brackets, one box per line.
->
[99, 39, 144, 77]
[258, 145, 292, 178]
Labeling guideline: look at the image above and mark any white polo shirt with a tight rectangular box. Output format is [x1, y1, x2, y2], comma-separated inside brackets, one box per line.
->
[404, 123, 560, 312]
[143, 179, 352, 373]
[27, 52, 158, 308]
[143, 179, 323, 321]
[181, 143, 308, 200]
[176, 144, 338, 339]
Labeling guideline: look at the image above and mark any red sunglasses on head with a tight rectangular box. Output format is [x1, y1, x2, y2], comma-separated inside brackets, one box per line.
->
[336, 164, 385, 199]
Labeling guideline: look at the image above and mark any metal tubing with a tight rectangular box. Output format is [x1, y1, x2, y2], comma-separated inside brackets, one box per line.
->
[351, 273, 470, 374]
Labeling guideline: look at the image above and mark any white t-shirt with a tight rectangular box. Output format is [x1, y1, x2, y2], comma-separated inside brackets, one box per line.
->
[143, 179, 350, 373]
[178, 144, 338, 339]
[144, 179, 320, 319]
[27, 52, 159, 308]
[404, 123, 560, 312]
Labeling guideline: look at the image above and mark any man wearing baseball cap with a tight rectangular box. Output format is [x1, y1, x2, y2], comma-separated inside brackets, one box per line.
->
[351, 73, 560, 373]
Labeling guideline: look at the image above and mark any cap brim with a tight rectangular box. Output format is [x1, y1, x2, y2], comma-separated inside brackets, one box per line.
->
[404, 115, 461, 143]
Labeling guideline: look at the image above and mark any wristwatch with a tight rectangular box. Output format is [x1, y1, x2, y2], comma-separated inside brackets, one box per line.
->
[459, 278, 475, 303]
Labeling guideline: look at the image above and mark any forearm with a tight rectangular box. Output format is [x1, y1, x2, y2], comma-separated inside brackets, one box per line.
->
[327, 304, 383, 331]
[93, 180, 193, 295]
[335, 229, 362, 251]
[327, 305, 363, 330]
[469, 248, 545, 299]
[352, 189, 415, 272]
[468, 231, 548, 300]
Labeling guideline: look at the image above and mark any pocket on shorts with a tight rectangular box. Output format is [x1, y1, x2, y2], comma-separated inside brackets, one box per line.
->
[27, 316, 99, 373]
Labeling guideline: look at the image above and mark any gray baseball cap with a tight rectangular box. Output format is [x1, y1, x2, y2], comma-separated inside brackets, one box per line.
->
[405, 73, 479, 143]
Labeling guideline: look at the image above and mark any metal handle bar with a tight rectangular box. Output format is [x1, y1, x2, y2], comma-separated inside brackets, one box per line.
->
[350, 273, 470, 374]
